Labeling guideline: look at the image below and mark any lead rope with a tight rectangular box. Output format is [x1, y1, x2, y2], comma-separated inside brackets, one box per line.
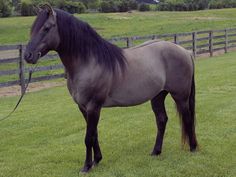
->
[0, 64, 38, 122]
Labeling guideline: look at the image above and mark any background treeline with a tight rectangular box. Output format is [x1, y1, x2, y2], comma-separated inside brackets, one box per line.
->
[158, 0, 236, 11]
[0, 0, 148, 17]
[1, 0, 236, 17]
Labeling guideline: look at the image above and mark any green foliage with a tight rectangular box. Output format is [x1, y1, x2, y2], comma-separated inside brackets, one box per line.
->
[0, 0, 12, 17]
[209, 0, 236, 9]
[100, 0, 138, 13]
[20, 0, 35, 16]
[2, 0, 236, 17]
[19, 0, 86, 16]
[158, 0, 236, 11]
[56, 0, 86, 14]
[138, 3, 151, 11]
[117, 0, 129, 12]
[158, 0, 210, 11]
[100, 1, 118, 13]
[80, 0, 100, 9]
[128, 0, 138, 10]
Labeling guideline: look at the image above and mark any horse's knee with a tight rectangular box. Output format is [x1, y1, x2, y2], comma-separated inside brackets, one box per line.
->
[159, 114, 168, 123]
[85, 134, 93, 148]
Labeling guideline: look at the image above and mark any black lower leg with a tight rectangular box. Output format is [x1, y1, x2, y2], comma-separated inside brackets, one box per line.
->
[93, 131, 102, 165]
[81, 106, 101, 173]
[81, 131, 93, 172]
[151, 91, 168, 155]
[79, 105, 102, 166]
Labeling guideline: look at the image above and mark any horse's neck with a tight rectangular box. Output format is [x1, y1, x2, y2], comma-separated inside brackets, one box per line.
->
[58, 54, 80, 78]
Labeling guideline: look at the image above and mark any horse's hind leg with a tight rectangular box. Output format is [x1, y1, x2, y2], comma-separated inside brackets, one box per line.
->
[151, 90, 168, 155]
[171, 95, 197, 151]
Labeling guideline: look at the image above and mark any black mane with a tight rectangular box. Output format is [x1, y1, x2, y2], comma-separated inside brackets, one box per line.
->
[54, 9, 126, 74]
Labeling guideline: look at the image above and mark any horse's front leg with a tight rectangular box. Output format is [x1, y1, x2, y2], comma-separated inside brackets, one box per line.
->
[79, 106, 102, 165]
[80, 104, 102, 173]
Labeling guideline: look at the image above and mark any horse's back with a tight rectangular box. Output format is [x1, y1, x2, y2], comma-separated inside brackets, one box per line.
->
[134, 41, 194, 94]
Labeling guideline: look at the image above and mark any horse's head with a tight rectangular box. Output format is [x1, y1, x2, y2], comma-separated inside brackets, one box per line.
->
[24, 4, 60, 64]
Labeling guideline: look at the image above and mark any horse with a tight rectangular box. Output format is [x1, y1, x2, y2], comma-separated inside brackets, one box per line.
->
[24, 4, 198, 173]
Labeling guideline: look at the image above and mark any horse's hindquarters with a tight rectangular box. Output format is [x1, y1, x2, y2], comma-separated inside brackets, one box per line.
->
[104, 41, 194, 107]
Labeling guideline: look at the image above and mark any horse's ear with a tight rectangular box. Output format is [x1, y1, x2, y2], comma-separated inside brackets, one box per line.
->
[40, 4, 56, 17]
[33, 5, 42, 15]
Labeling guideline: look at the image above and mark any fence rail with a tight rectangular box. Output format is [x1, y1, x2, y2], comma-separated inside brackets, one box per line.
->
[1, 27, 236, 92]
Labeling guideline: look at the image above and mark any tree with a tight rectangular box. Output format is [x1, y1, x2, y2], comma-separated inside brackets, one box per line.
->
[0, 0, 12, 17]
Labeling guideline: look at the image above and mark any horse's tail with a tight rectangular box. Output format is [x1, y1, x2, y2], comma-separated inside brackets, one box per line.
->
[178, 52, 198, 149]
[188, 71, 197, 147]
[189, 53, 196, 139]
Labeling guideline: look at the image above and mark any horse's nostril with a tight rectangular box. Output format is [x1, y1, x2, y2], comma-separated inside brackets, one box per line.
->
[24, 52, 33, 60]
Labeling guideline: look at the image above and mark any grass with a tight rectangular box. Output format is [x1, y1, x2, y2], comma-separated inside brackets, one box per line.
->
[1, 8, 236, 45]
[0, 50, 235, 177]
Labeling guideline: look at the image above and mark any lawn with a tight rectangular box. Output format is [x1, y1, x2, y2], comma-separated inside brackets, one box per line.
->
[0, 50, 235, 176]
[1, 8, 236, 44]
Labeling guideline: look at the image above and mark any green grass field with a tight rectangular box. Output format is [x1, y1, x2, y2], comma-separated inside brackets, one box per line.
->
[0, 50, 235, 176]
[1, 8, 236, 45]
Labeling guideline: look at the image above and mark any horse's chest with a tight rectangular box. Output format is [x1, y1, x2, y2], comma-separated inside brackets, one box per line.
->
[66, 69, 112, 107]
[67, 76, 87, 106]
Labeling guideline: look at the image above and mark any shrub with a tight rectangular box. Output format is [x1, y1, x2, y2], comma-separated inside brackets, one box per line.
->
[118, 0, 129, 12]
[100, 0, 137, 13]
[158, 0, 210, 11]
[128, 0, 138, 10]
[57, 1, 86, 14]
[100, 1, 118, 13]
[209, 0, 236, 9]
[138, 3, 150, 11]
[21, 1, 35, 16]
[0, 0, 12, 17]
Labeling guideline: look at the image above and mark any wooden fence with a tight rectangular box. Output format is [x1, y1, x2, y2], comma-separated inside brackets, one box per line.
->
[1, 28, 236, 93]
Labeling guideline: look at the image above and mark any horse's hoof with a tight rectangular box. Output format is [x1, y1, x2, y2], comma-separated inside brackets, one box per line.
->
[190, 144, 198, 152]
[151, 150, 161, 156]
[93, 156, 102, 165]
[190, 147, 197, 152]
[80, 165, 93, 174]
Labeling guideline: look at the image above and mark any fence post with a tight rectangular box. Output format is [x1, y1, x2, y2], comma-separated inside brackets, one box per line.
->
[209, 31, 213, 57]
[18, 44, 26, 94]
[127, 37, 133, 48]
[225, 29, 228, 53]
[192, 32, 197, 57]
[152, 35, 156, 40]
[174, 34, 179, 44]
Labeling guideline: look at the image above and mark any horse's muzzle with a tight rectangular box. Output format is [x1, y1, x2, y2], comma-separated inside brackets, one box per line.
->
[24, 51, 40, 64]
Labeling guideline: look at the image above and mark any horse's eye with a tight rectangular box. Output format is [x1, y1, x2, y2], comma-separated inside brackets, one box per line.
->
[44, 26, 50, 32]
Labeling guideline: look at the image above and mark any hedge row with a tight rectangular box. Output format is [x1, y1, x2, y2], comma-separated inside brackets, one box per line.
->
[0, 0, 12, 17]
[100, 0, 138, 13]
[209, 0, 236, 9]
[2, 0, 236, 17]
[20, 0, 86, 16]
[158, 0, 236, 11]
[0, 0, 151, 17]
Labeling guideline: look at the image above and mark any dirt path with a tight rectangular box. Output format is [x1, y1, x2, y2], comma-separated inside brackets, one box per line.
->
[0, 81, 66, 97]
[0, 50, 18, 59]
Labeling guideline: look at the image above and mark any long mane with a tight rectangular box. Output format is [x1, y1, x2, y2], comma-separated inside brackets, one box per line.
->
[54, 9, 126, 74]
